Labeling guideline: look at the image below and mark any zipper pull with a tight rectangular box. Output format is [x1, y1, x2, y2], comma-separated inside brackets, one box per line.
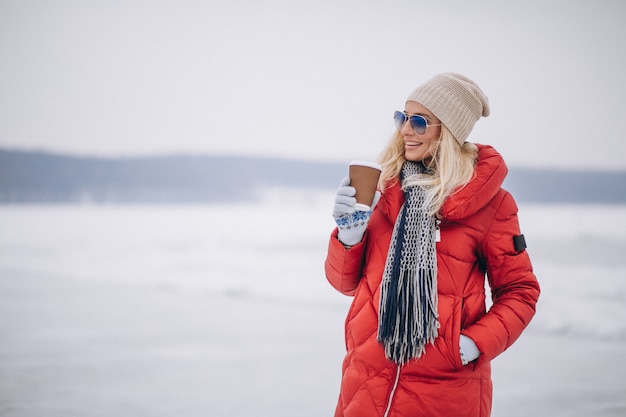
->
[435, 219, 441, 242]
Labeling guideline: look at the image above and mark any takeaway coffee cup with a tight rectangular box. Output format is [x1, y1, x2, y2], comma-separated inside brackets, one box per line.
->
[349, 160, 382, 211]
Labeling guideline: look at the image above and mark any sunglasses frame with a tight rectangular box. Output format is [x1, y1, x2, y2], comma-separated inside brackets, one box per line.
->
[394, 111, 442, 135]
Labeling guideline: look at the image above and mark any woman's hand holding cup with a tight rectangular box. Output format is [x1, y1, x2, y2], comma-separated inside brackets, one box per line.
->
[332, 161, 382, 246]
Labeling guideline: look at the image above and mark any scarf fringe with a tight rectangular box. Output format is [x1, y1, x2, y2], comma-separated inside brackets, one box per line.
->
[379, 268, 439, 365]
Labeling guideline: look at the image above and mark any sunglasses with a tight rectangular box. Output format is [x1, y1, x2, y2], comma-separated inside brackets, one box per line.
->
[393, 111, 442, 135]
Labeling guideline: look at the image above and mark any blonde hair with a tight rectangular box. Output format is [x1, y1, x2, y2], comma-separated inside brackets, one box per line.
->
[377, 126, 478, 216]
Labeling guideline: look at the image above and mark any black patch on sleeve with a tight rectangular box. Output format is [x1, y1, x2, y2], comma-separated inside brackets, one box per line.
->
[513, 234, 527, 252]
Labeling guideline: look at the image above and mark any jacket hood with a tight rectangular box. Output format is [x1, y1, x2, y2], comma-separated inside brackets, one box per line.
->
[379, 144, 508, 222]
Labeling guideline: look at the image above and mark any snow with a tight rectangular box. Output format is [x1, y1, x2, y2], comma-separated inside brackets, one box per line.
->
[1, 192, 625, 416]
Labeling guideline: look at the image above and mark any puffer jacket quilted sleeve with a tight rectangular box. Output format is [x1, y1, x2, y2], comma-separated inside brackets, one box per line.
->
[461, 190, 539, 364]
[324, 228, 368, 296]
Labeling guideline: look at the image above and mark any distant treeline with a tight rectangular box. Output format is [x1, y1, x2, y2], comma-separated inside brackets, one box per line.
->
[1, 149, 625, 204]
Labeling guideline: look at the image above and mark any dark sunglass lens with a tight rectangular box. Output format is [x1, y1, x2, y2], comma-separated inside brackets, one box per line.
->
[393, 111, 407, 130]
[409, 115, 427, 135]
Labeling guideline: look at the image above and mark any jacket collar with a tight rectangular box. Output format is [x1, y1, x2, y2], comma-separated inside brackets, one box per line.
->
[378, 144, 508, 222]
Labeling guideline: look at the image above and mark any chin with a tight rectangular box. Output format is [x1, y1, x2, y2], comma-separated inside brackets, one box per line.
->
[404, 152, 427, 162]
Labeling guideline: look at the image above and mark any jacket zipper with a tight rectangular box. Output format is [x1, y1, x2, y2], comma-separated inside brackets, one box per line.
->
[383, 365, 401, 417]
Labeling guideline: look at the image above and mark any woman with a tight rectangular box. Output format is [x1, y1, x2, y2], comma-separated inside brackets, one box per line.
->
[325, 73, 540, 417]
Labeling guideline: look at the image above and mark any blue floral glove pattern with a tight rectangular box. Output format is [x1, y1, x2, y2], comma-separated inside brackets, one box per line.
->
[335, 209, 373, 246]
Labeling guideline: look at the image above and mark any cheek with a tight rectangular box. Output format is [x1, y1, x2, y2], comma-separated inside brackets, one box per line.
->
[423, 134, 441, 156]
[425, 132, 440, 147]
[429, 127, 442, 141]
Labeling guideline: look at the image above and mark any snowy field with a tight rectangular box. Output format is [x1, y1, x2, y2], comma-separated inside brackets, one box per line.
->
[1, 189, 625, 417]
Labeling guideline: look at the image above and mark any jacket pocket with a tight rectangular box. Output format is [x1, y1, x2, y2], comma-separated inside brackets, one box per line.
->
[449, 296, 466, 370]
[428, 295, 465, 372]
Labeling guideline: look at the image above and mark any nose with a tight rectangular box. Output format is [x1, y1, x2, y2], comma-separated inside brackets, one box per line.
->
[400, 118, 414, 135]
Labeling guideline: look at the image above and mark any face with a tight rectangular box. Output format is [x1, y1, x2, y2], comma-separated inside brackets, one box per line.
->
[399, 101, 442, 162]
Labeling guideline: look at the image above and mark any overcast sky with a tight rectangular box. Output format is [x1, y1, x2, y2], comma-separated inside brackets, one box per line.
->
[1, 0, 625, 170]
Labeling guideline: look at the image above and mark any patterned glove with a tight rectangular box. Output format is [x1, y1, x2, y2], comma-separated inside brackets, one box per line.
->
[333, 177, 380, 246]
[460, 334, 481, 365]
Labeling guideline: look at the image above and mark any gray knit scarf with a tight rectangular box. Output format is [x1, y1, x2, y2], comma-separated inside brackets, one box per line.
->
[377, 161, 440, 365]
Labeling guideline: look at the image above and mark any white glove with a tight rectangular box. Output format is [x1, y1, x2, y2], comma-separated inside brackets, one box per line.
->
[332, 177, 357, 218]
[459, 334, 480, 365]
[333, 177, 380, 246]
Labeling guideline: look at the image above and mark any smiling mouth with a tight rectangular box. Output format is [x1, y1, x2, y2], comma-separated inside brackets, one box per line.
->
[405, 141, 422, 146]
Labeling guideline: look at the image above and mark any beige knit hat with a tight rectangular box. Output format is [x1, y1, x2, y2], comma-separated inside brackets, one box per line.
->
[406, 73, 490, 144]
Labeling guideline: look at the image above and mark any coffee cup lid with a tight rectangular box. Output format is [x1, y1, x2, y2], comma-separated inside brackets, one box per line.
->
[349, 160, 382, 170]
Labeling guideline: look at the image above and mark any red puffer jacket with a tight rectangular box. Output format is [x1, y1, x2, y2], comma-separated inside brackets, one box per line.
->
[325, 144, 540, 417]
